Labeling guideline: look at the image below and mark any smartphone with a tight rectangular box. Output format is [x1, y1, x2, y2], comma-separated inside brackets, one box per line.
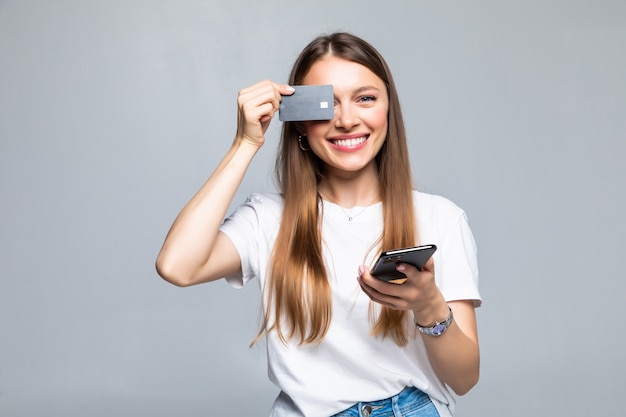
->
[279, 85, 334, 121]
[371, 244, 437, 284]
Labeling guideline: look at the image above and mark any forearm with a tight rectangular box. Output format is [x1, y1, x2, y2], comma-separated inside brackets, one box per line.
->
[156, 139, 259, 285]
[415, 300, 479, 395]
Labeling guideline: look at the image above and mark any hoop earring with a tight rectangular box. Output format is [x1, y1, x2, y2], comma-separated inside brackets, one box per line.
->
[298, 135, 311, 151]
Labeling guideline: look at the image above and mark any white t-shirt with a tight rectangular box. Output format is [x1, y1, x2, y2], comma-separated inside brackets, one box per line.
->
[220, 191, 481, 417]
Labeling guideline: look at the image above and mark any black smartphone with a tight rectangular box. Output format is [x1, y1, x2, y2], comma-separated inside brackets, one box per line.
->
[371, 244, 437, 284]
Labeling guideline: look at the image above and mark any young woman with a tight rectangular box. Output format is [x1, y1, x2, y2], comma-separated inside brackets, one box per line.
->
[156, 32, 481, 417]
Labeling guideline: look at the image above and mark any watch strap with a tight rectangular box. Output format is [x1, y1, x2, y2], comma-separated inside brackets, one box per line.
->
[415, 307, 453, 337]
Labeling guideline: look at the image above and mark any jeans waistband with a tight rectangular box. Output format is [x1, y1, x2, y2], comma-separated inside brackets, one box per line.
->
[331, 386, 439, 417]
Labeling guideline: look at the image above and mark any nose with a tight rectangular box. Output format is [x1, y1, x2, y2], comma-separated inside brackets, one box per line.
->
[334, 103, 359, 129]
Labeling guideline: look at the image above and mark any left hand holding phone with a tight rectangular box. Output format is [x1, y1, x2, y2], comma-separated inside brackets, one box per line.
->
[357, 258, 441, 313]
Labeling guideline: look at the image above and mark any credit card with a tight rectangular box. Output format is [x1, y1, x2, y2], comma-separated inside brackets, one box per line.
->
[279, 85, 334, 122]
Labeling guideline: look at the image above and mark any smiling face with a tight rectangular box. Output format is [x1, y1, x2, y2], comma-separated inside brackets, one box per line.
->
[301, 56, 389, 178]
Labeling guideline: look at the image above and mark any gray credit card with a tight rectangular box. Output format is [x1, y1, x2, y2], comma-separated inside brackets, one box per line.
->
[279, 85, 334, 122]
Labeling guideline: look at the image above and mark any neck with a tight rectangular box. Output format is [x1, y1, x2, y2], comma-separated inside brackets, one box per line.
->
[318, 176, 381, 208]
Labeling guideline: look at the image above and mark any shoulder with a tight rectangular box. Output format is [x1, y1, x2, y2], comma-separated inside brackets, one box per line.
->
[222, 192, 284, 235]
[232, 192, 284, 222]
[244, 192, 284, 208]
[412, 190, 466, 219]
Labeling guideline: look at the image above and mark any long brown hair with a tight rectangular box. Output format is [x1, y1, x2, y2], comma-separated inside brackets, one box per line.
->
[258, 32, 417, 346]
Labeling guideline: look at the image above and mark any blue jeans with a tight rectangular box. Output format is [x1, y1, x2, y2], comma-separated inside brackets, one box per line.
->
[330, 386, 440, 417]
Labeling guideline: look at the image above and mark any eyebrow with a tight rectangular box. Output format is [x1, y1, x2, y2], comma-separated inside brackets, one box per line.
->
[333, 85, 381, 97]
[353, 86, 381, 94]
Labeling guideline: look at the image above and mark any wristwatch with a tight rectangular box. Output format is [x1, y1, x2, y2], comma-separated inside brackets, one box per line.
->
[415, 307, 453, 337]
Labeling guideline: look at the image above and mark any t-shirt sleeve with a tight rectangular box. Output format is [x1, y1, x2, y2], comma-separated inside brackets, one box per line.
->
[219, 194, 263, 289]
[437, 210, 482, 307]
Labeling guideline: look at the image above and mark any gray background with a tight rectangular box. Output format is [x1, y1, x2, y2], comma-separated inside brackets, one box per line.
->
[1, 1, 625, 416]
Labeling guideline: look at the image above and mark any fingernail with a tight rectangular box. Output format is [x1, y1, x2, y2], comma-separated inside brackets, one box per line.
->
[358, 265, 365, 276]
[396, 263, 406, 271]
[285, 85, 295, 93]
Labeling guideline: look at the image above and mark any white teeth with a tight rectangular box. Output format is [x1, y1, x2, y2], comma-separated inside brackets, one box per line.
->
[333, 137, 367, 147]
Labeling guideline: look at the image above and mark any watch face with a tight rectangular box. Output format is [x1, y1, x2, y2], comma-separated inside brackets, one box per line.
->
[432, 324, 446, 335]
